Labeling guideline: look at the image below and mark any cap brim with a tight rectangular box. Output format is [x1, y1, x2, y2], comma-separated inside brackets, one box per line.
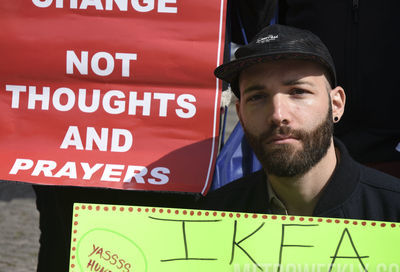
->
[215, 52, 335, 87]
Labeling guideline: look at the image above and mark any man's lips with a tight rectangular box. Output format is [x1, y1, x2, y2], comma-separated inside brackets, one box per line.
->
[265, 135, 299, 144]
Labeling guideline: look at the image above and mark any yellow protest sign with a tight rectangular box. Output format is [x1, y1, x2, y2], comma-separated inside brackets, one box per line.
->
[69, 204, 400, 272]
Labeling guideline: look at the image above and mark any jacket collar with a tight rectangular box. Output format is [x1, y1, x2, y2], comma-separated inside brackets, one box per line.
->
[312, 138, 360, 216]
[260, 138, 360, 216]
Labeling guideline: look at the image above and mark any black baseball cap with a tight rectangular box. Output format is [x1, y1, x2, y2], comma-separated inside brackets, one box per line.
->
[214, 24, 337, 97]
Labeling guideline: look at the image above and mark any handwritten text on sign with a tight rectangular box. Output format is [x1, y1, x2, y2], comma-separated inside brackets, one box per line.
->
[69, 204, 400, 272]
[0, 0, 226, 193]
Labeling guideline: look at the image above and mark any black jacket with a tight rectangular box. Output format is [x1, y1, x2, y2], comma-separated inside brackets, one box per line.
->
[201, 140, 400, 222]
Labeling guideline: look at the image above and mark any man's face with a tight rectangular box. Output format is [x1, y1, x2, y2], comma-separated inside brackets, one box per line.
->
[237, 59, 334, 177]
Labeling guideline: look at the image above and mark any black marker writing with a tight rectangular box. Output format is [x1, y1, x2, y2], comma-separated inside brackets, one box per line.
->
[329, 228, 369, 271]
[230, 220, 265, 271]
[149, 216, 220, 262]
[278, 224, 318, 272]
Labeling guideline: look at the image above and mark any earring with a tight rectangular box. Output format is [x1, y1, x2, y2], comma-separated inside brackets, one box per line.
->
[334, 116, 339, 122]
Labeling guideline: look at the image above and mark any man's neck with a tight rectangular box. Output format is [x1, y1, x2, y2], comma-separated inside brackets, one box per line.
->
[266, 142, 338, 216]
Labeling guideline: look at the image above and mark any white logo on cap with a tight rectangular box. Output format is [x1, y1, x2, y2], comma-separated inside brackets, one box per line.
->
[256, 34, 278, 44]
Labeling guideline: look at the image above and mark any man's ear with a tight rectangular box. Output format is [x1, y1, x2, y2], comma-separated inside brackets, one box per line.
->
[330, 86, 346, 122]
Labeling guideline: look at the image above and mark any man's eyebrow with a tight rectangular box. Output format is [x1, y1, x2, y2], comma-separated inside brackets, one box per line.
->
[242, 84, 265, 95]
[283, 79, 315, 87]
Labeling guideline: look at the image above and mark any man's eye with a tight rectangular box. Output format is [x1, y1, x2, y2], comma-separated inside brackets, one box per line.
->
[246, 94, 266, 102]
[290, 88, 307, 96]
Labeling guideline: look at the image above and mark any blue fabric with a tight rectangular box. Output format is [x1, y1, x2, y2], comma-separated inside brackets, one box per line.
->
[210, 122, 262, 190]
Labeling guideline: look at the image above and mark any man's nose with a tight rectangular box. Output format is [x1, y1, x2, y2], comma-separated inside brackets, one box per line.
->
[270, 94, 289, 125]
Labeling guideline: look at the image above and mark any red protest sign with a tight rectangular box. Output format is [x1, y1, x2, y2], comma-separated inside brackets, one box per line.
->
[0, 0, 226, 194]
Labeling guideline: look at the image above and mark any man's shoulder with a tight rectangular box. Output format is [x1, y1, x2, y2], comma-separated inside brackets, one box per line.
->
[335, 137, 400, 195]
[199, 170, 269, 213]
[207, 170, 265, 195]
[342, 163, 400, 222]
[358, 163, 400, 193]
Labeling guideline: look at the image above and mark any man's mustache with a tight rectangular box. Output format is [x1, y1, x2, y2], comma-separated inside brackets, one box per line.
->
[259, 125, 307, 143]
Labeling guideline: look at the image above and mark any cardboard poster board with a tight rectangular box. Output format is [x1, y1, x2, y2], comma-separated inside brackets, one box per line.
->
[69, 204, 400, 272]
[0, 0, 226, 194]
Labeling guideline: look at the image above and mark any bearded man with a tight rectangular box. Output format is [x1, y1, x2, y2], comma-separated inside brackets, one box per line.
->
[202, 24, 400, 221]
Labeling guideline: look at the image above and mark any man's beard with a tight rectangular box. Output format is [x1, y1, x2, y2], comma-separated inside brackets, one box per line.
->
[243, 107, 334, 177]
